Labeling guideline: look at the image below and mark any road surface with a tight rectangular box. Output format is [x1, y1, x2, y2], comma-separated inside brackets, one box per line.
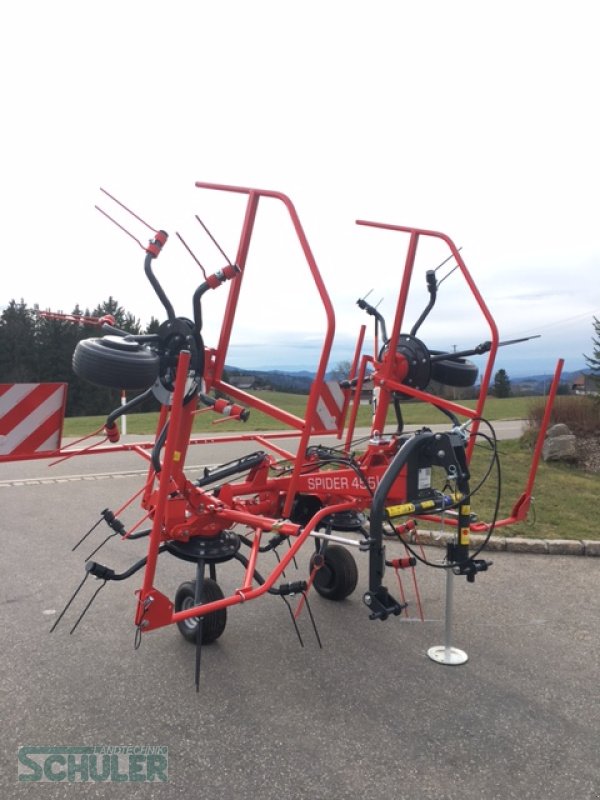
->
[1, 419, 599, 798]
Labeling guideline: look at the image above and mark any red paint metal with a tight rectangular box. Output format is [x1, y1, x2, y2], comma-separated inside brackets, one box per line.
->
[9, 183, 563, 658]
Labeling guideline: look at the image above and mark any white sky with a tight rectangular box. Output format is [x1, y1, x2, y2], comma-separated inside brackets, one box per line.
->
[2, 0, 599, 378]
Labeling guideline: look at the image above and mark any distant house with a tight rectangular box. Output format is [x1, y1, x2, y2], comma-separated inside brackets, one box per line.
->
[359, 387, 373, 405]
[571, 372, 598, 396]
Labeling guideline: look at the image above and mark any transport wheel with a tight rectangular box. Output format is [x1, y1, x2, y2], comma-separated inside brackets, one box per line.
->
[174, 578, 227, 644]
[309, 545, 358, 601]
[430, 351, 479, 387]
[72, 336, 160, 390]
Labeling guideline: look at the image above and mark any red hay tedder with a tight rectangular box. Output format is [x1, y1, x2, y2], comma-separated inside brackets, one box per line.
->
[30, 182, 561, 687]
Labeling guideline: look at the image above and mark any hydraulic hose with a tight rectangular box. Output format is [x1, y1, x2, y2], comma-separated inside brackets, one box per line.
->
[368, 432, 436, 593]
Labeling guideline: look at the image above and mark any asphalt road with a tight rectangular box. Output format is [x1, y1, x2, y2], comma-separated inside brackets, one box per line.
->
[2, 423, 599, 799]
[0, 419, 526, 484]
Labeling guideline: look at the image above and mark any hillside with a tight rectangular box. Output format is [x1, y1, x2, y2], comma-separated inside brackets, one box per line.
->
[225, 365, 590, 396]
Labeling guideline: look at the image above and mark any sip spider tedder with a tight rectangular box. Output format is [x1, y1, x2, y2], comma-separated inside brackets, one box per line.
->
[50, 182, 562, 687]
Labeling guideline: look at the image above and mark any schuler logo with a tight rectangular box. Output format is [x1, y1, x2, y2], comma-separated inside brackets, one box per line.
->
[17, 746, 168, 782]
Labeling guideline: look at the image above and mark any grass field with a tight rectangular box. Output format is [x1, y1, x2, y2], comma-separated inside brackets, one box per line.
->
[62, 392, 537, 437]
[62, 392, 600, 541]
[447, 438, 599, 541]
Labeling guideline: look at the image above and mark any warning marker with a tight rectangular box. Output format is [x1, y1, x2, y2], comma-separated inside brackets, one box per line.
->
[312, 381, 347, 433]
[0, 383, 67, 458]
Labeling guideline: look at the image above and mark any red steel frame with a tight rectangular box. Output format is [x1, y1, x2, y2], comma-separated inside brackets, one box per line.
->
[355, 220, 499, 461]
[195, 183, 337, 520]
[2, 183, 564, 640]
[129, 184, 562, 633]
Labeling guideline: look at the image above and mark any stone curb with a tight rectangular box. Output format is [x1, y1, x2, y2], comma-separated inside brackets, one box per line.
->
[405, 529, 600, 557]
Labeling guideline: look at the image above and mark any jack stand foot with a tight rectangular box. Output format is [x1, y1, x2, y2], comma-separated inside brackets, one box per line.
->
[427, 564, 468, 666]
[427, 645, 468, 665]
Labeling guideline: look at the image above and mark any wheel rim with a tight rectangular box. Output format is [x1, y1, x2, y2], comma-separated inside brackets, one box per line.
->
[180, 595, 199, 631]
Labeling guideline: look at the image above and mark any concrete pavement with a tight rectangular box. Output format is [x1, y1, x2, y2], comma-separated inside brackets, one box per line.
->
[1, 418, 596, 558]
[1, 467, 599, 798]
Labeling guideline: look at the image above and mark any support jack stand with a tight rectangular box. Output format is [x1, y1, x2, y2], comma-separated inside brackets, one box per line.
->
[427, 567, 468, 666]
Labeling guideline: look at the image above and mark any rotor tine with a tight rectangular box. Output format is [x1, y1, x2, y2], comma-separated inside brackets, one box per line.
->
[99, 188, 156, 231]
[438, 264, 459, 286]
[195, 215, 233, 266]
[95, 206, 146, 250]
[71, 517, 104, 552]
[300, 591, 322, 649]
[85, 532, 118, 561]
[286, 537, 299, 571]
[176, 231, 208, 279]
[195, 619, 205, 693]
[433, 246, 462, 273]
[410, 563, 425, 622]
[49, 572, 90, 633]
[273, 547, 286, 579]
[394, 568, 409, 617]
[281, 596, 304, 648]
[194, 561, 206, 693]
[69, 580, 107, 635]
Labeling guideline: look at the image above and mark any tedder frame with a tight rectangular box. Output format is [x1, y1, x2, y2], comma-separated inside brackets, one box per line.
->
[36, 182, 563, 687]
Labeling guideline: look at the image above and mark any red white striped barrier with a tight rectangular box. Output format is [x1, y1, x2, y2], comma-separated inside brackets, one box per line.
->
[313, 380, 347, 433]
[0, 383, 67, 458]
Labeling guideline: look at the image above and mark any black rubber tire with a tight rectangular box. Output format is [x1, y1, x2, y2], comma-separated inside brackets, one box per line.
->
[72, 336, 160, 390]
[430, 351, 479, 388]
[309, 545, 358, 601]
[174, 578, 227, 644]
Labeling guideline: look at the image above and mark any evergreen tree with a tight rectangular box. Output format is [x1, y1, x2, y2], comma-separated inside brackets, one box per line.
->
[493, 368, 511, 398]
[0, 300, 37, 381]
[91, 297, 142, 334]
[0, 297, 148, 416]
[584, 316, 600, 389]
[146, 316, 161, 335]
[35, 308, 82, 385]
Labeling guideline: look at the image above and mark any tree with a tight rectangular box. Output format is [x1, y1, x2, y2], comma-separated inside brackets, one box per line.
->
[146, 316, 161, 335]
[584, 316, 600, 389]
[92, 297, 142, 334]
[329, 360, 353, 381]
[493, 368, 511, 398]
[0, 296, 150, 416]
[0, 300, 37, 382]
[35, 306, 82, 382]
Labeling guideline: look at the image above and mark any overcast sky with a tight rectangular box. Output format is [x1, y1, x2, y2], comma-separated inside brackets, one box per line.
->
[2, 0, 598, 378]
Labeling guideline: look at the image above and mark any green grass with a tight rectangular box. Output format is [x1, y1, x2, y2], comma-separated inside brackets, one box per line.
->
[62, 392, 600, 541]
[62, 392, 535, 437]
[454, 438, 600, 541]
